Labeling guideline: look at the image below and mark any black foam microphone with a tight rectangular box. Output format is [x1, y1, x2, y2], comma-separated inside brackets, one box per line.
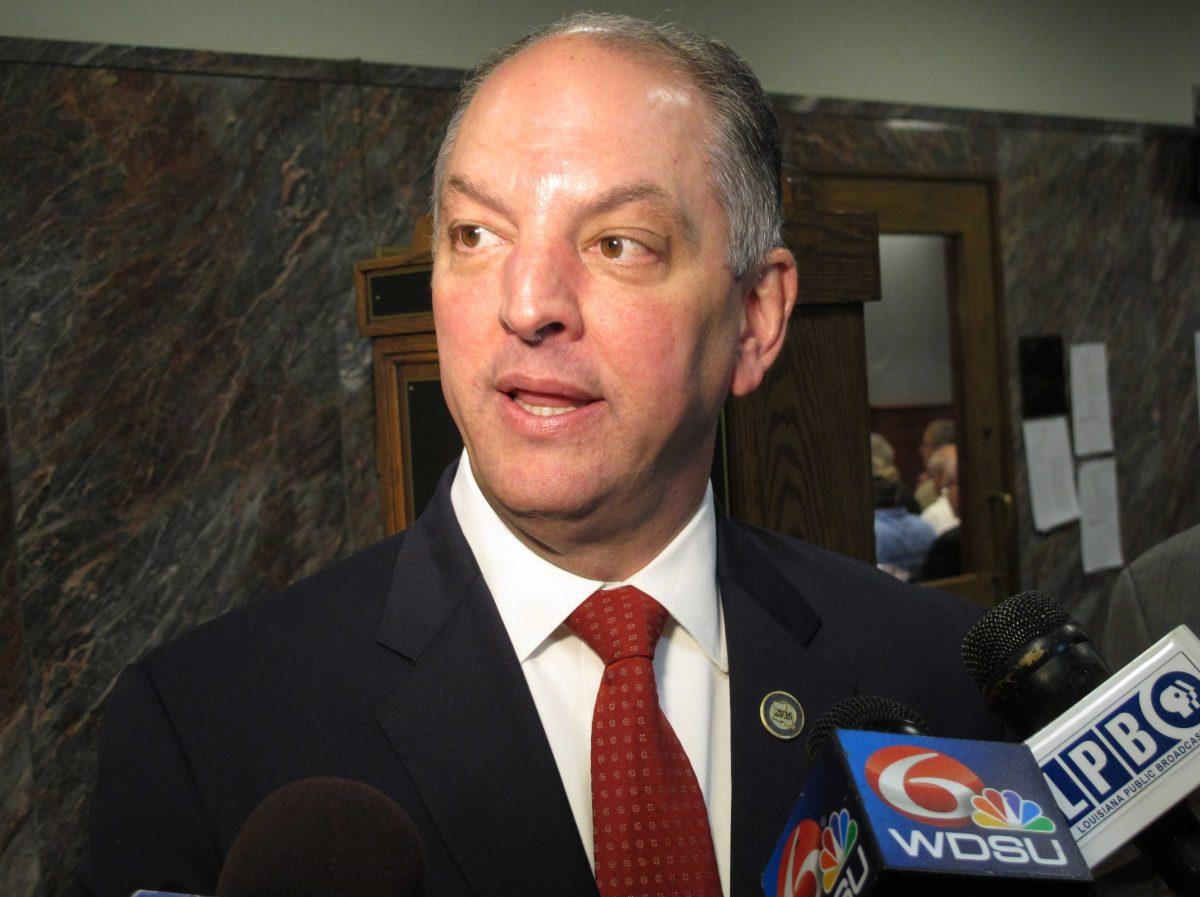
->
[804, 694, 930, 762]
[215, 777, 424, 897]
[961, 591, 1110, 738]
[962, 590, 1200, 893]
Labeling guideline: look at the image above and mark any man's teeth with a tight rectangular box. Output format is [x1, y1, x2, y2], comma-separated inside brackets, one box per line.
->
[514, 397, 581, 416]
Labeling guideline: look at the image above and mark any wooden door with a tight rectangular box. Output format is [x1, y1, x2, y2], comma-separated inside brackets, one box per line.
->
[808, 176, 1015, 606]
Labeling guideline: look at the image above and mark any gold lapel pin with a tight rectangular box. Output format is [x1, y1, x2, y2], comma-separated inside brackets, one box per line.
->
[760, 690, 804, 740]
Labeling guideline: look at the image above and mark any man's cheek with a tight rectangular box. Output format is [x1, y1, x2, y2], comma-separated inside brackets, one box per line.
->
[624, 327, 682, 383]
[436, 305, 489, 360]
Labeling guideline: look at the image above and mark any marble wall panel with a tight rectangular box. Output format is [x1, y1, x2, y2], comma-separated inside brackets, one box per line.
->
[0, 821, 41, 897]
[320, 80, 384, 558]
[329, 81, 458, 554]
[0, 37, 357, 81]
[0, 59, 361, 896]
[360, 84, 458, 247]
[1145, 133, 1200, 535]
[0, 395, 41, 897]
[0, 36, 464, 91]
[997, 129, 1170, 631]
[779, 105, 998, 179]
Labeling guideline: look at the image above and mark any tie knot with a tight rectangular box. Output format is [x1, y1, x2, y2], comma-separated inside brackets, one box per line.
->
[565, 586, 668, 665]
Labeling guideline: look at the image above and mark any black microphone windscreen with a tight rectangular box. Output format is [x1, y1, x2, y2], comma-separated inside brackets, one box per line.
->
[215, 777, 424, 897]
[961, 590, 1073, 690]
[805, 695, 929, 763]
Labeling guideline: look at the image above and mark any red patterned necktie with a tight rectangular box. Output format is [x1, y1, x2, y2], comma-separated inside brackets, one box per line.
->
[565, 586, 722, 897]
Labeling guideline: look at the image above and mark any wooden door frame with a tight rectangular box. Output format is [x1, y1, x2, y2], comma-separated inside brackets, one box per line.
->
[807, 174, 1015, 606]
[371, 332, 440, 533]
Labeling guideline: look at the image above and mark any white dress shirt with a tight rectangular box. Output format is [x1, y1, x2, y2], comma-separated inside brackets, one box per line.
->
[920, 493, 960, 537]
[450, 452, 732, 895]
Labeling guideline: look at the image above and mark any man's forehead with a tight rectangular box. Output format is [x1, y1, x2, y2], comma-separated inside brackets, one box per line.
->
[463, 34, 702, 134]
[444, 36, 714, 213]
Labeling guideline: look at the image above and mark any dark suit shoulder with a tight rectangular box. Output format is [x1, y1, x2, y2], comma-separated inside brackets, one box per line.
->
[135, 532, 413, 744]
[85, 532, 421, 896]
[118, 532, 417, 842]
[722, 517, 999, 739]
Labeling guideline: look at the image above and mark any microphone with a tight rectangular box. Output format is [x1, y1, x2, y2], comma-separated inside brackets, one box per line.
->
[962, 591, 1200, 892]
[763, 695, 1092, 896]
[804, 695, 929, 761]
[215, 777, 424, 897]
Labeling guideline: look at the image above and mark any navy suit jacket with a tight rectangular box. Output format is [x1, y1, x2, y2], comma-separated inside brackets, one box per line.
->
[77, 469, 1002, 897]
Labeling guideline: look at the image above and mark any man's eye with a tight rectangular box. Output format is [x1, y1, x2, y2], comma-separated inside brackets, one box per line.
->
[597, 236, 651, 260]
[453, 225, 500, 250]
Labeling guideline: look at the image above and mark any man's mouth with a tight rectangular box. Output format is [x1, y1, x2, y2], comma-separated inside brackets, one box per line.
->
[514, 397, 578, 416]
[507, 388, 594, 417]
[494, 373, 601, 422]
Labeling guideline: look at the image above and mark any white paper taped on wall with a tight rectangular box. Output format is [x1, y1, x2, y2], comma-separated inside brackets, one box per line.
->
[1069, 342, 1115, 457]
[1078, 457, 1124, 573]
[1023, 416, 1080, 532]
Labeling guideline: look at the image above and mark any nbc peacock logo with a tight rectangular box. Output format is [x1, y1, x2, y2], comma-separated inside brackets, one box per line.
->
[970, 787, 1056, 833]
[819, 809, 858, 892]
[776, 809, 870, 897]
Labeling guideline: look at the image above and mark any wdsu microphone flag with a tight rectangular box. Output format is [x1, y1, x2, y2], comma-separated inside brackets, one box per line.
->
[763, 731, 1093, 896]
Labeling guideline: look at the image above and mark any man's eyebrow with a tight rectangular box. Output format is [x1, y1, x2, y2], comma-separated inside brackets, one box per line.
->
[443, 175, 699, 245]
[442, 175, 515, 219]
[587, 182, 699, 244]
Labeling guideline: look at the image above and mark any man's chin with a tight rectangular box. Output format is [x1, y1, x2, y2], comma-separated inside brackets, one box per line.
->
[485, 486, 606, 525]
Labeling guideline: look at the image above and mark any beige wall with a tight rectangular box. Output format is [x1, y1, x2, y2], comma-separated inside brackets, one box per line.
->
[3, 0, 1199, 125]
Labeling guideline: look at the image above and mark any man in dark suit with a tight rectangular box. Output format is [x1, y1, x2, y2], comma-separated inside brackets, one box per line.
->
[78, 13, 1001, 897]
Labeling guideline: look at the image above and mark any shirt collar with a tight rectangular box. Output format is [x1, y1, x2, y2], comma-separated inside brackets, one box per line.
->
[450, 451, 725, 671]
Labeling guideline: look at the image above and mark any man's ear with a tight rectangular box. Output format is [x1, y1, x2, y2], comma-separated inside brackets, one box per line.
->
[729, 246, 798, 397]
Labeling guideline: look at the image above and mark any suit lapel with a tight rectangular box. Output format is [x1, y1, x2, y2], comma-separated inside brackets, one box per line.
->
[719, 520, 858, 897]
[374, 477, 597, 897]
[373, 475, 858, 897]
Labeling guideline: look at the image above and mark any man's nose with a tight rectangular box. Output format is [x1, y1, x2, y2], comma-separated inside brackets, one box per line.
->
[499, 240, 583, 344]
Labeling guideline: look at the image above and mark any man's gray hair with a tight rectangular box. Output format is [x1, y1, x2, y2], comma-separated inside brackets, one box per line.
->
[431, 12, 783, 280]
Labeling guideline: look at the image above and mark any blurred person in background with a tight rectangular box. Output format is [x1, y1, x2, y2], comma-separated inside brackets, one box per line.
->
[914, 418, 955, 509]
[872, 433, 936, 580]
[916, 445, 962, 582]
[920, 443, 960, 536]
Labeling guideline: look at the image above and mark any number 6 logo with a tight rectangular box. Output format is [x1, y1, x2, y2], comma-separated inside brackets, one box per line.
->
[865, 745, 983, 828]
[776, 818, 821, 897]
